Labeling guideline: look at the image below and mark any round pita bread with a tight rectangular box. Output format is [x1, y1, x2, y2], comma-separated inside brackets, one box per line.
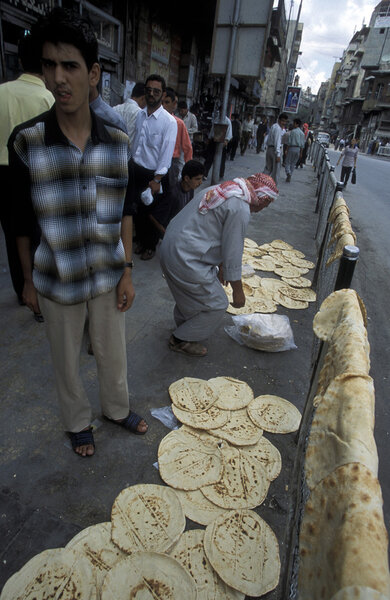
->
[244, 237, 258, 248]
[101, 551, 197, 599]
[289, 256, 315, 269]
[169, 377, 218, 413]
[111, 484, 185, 554]
[252, 257, 276, 272]
[208, 376, 254, 410]
[270, 239, 293, 250]
[281, 276, 312, 288]
[251, 296, 278, 313]
[281, 248, 305, 259]
[242, 281, 253, 296]
[204, 509, 280, 597]
[240, 436, 282, 481]
[247, 395, 301, 433]
[273, 289, 309, 309]
[170, 529, 244, 600]
[260, 277, 286, 292]
[274, 265, 309, 278]
[279, 286, 316, 302]
[172, 403, 230, 430]
[226, 300, 255, 315]
[66, 522, 126, 591]
[243, 274, 262, 288]
[208, 408, 263, 446]
[298, 464, 390, 599]
[174, 488, 228, 526]
[158, 427, 224, 490]
[0, 548, 96, 600]
[201, 444, 270, 509]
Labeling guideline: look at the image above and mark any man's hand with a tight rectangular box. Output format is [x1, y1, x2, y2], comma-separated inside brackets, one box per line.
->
[230, 280, 245, 308]
[231, 287, 245, 308]
[23, 280, 40, 314]
[217, 264, 226, 285]
[116, 272, 135, 312]
[149, 179, 161, 195]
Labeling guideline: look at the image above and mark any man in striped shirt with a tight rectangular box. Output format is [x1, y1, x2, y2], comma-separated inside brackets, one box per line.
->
[8, 8, 148, 457]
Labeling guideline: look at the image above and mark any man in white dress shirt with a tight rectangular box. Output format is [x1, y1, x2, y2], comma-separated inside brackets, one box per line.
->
[264, 112, 288, 184]
[130, 74, 177, 260]
[113, 82, 145, 147]
[178, 101, 198, 141]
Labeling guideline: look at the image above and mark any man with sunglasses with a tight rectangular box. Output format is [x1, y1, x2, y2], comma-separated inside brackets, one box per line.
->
[130, 74, 177, 260]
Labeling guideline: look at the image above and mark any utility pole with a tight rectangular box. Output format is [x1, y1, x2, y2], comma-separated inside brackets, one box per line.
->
[211, 0, 241, 186]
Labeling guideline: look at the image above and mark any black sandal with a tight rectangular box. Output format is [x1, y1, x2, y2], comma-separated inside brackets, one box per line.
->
[68, 427, 95, 455]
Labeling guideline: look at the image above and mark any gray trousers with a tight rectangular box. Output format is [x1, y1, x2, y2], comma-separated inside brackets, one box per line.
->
[264, 146, 280, 183]
[39, 288, 129, 432]
[285, 147, 301, 176]
[161, 264, 228, 342]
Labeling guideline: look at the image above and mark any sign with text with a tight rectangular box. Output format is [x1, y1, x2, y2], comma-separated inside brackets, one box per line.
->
[283, 86, 301, 114]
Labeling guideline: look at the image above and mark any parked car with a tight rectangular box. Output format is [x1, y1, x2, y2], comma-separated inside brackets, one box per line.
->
[316, 131, 330, 147]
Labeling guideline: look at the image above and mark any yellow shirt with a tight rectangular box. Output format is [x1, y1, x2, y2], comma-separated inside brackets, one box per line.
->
[0, 73, 54, 165]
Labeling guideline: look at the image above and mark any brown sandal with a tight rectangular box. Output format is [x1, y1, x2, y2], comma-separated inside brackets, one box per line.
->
[169, 335, 207, 357]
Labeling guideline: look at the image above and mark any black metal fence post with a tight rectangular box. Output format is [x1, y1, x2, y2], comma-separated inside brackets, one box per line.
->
[334, 245, 360, 290]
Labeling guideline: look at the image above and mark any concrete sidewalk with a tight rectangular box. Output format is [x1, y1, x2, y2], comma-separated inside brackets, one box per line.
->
[0, 149, 319, 597]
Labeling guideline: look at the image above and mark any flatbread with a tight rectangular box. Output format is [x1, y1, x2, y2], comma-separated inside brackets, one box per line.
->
[174, 488, 228, 526]
[313, 289, 366, 341]
[208, 376, 254, 410]
[169, 377, 218, 413]
[305, 374, 378, 490]
[260, 277, 286, 292]
[201, 444, 270, 509]
[0, 548, 96, 600]
[172, 403, 230, 430]
[111, 484, 185, 554]
[204, 509, 280, 597]
[208, 408, 263, 446]
[251, 257, 277, 272]
[244, 237, 258, 248]
[298, 464, 390, 599]
[170, 529, 244, 600]
[226, 299, 255, 315]
[243, 274, 262, 288]
[251, 296, 278, 313]
[279, 286, 316, 302]
[270, 239, 294, 250]
[273, 289, 309, 309]
[281, 276, 312, 288]
[101, 552, 197, 600]
[281, 248, 305, 259]
[158, 427, 224, 490]
[330, 587, 390, 600]
[247, 395, 301, 433]
[240, 436, 282, 481]
[66, 522, 126, 592]
[289, 256, 315, 269]
[274, 265, 309, 277]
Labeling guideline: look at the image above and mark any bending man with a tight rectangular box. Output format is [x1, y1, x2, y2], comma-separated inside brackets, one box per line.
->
[159, 173, 278, 357]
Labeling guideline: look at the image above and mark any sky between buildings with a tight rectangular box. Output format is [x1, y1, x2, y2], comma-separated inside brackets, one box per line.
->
[289, 0, 378, 93]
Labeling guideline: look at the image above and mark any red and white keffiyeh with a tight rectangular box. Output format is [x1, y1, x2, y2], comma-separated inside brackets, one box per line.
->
[198, 173, 278, 214]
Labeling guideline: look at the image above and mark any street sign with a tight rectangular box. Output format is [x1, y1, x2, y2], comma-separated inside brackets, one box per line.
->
[210, 0, 273, 77]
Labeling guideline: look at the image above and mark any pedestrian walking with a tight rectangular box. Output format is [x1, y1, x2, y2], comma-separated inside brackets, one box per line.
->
[285, 118, 305, 182]
[227, 113, 241, 161]
[263, 113, 288, 184]
[256, 116, 268, 153]
[240, 114, 254, 155]
[163, 88, 192, 185]
[9, 7, 148, 457]
[336, 139, 359, 188]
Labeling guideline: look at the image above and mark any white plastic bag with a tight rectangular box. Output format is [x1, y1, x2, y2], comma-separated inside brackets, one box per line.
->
[150, 406, 179, 429]
[225, 313, 296, 352]
[141, 187, 154, 206]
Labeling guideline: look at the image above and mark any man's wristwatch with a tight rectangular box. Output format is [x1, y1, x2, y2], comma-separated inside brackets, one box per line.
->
[124, 261, 134, 269]
[153, 177, 161, 184]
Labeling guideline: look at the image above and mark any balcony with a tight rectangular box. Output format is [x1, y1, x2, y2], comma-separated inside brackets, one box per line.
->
[270, 0, 287, 48]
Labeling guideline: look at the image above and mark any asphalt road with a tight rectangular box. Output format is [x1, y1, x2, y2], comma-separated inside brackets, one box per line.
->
[329, 147, 390, 531]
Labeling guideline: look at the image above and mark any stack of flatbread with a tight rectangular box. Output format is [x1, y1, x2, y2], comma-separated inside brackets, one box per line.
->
[297, 289, 390, 599]
[1, 374, 303, 600]
[326, 192, 357, 266]
[226, 238, 317, 314]
[154, 375, 302, 596]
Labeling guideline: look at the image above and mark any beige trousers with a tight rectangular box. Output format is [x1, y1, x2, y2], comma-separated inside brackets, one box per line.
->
[38, 288, 129, 432]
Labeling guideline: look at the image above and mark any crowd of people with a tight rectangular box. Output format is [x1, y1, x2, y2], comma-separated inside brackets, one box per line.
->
[0, 7, 280, 457]
[1, 7, 357, 458]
